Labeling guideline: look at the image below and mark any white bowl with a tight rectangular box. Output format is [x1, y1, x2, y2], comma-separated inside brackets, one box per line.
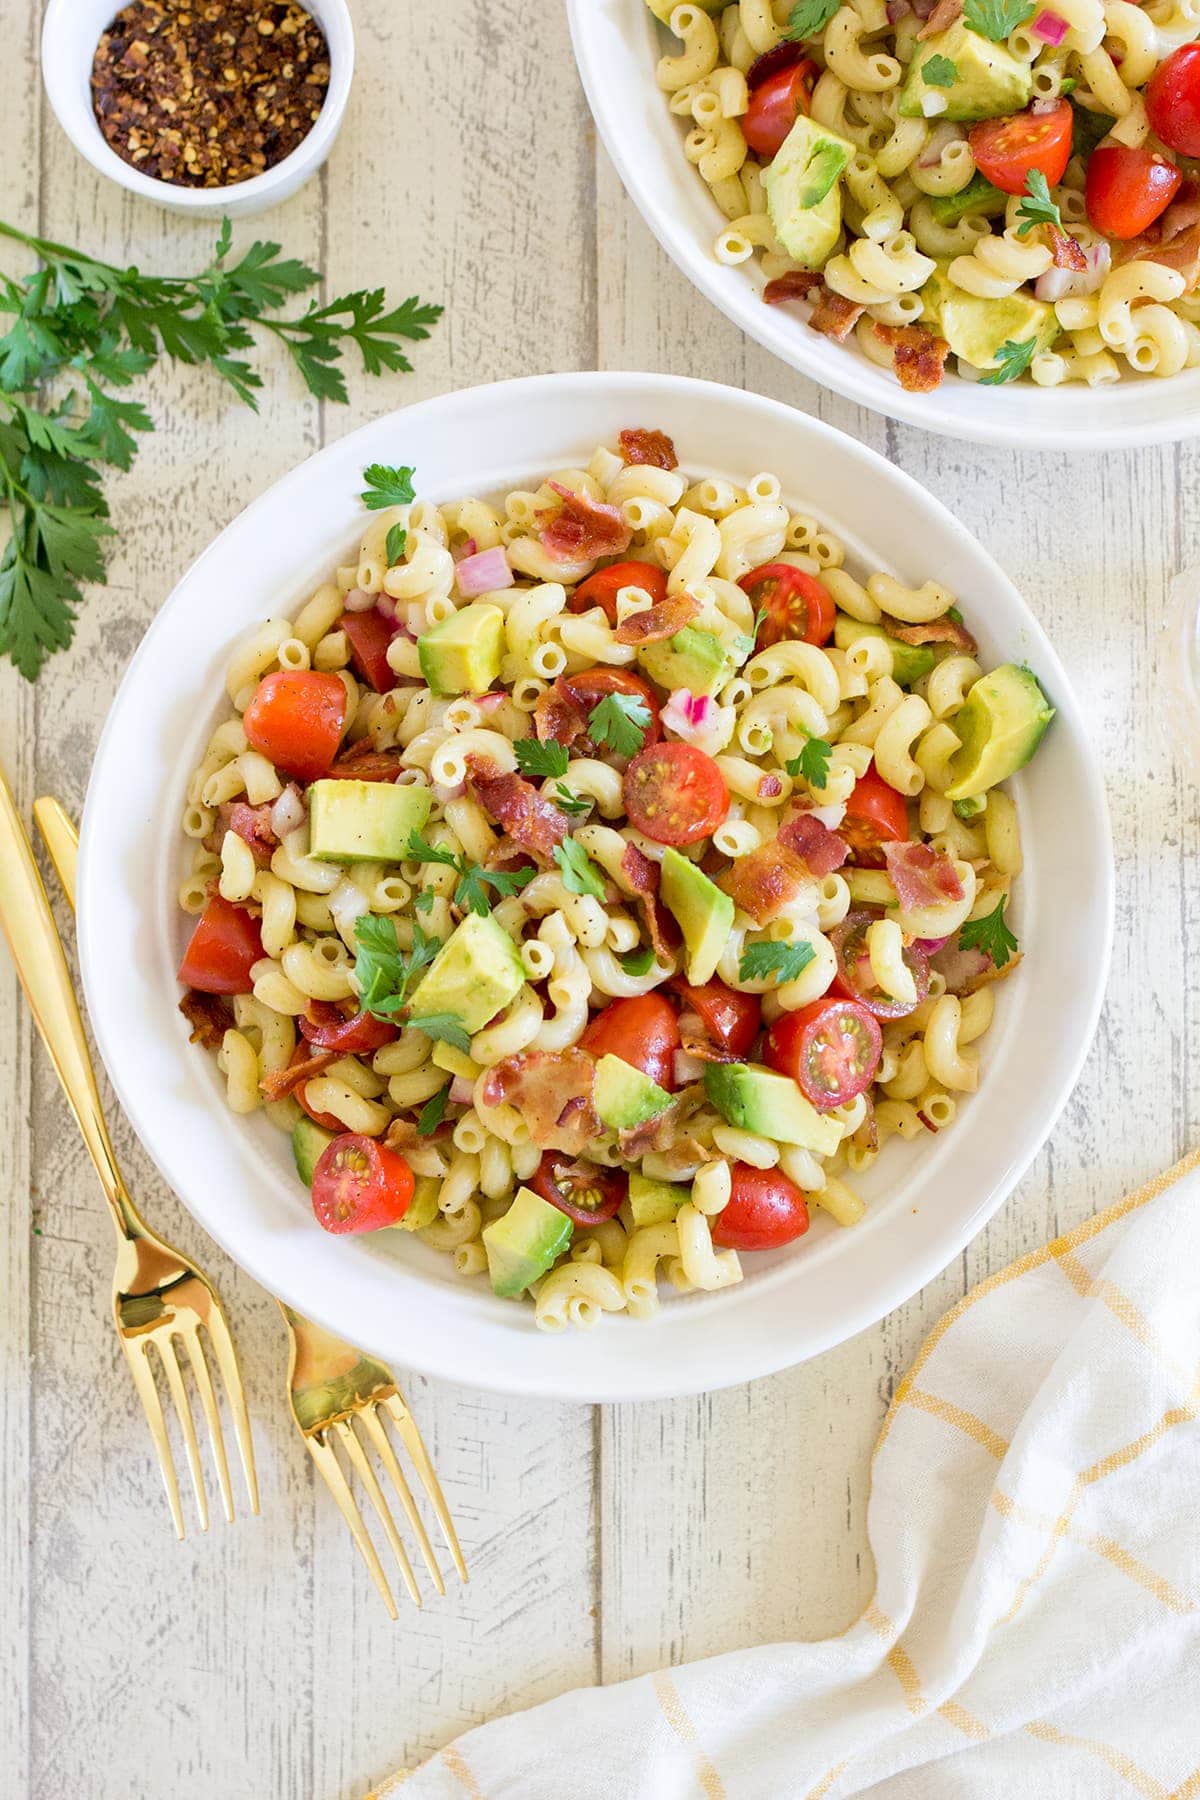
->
[77, 372, 1113, 1402]
[567, 0, 1200, 451]
[41, 0, 354, 219]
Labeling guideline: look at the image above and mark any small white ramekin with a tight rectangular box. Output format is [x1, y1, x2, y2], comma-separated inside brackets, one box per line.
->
[41, 0, 354, 219]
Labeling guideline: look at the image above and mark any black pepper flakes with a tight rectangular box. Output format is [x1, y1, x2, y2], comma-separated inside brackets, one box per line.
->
[91, 0, 331, 189]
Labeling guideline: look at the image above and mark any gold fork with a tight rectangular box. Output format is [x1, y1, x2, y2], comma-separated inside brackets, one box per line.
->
[35, 796, 467, 1615]
[0, 775, 258, 1537]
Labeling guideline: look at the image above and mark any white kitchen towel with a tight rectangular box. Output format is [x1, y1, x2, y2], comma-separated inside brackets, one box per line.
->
[375, 1153, 1200, 1800]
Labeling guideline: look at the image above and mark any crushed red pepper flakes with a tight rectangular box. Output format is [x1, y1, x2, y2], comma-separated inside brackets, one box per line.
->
[91, 0, 331, 190]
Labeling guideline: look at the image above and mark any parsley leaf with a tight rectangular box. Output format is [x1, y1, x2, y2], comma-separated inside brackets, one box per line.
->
[785, 734, 833, 789]
[979, 336, 1038, 385]
[922, 54, 959, 86]
[514, 736, 569, 779]
[406, 829, 533, 917]
[417, 1085, 450, 1135]
[353, 915, 442, 1020]
[958, 896, 1019, 969]
[406, 829, 459, 870]
[619, 945, 657, 977]
[1015, 170, 1063, 237]
[738, 940, 818, 986]
[413, 887, 435, 914]
[587, 691, 651, 759]
[385, 520, 407, 565]
[361, 463, 415, 511]
[408, 1012, 473, 1053]
[785, 0, 841, 37]
[553, 782, 591, 818]
[963, 0, 1034, 38]
[553, 837, 607, 900]
[947, 605, 964, 624]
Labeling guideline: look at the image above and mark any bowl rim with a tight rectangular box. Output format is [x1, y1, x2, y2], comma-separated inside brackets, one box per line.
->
[40, 0, 354, 213]
[565, 0, 1200, 451]
[77, 370, 1114, 1402]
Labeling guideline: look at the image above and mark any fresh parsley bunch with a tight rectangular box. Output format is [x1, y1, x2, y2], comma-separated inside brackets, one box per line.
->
[0, 218, 441, 681]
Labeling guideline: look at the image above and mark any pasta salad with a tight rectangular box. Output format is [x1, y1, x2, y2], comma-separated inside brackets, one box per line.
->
[648, 0, 1200, 390]
[176, 429, 1052, 1333]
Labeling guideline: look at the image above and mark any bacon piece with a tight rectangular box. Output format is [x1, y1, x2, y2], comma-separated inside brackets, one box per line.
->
[880, 611, 978, 653]
[872, 323, 951, 394]
[1116, 182, 1200, 289]
[487, 837, 537, 877]
[617, 1100, 687, 1161]
[209, 799, 278, 867]
[261, 1048, 338, 1103]
[679, 1033, 740, 1065]
[538, 483, 633, 565]
[618, 428, 678, 471]
[329, 739, 407, 783]
[179, 989, 235, 1049]
[534, 683, 587, 748]
[384, 1116, 452, 1150]
[1048, 226, 1088, 272]
[918, 0, 961, 35]
[614, 590, 699, 646]
[763, 271, 823, 307]
[466, 755, 570, 862]
[809, 287, 866, 342]
[620, 843, 682, 962]
[479, 1049, 600, 1154]
[776, 811, 849, 877]
[719, 841, 814, 927]
[883, 841, 964, 911]
[757, 774, 784, 801]
[931, 940, 1023, 996]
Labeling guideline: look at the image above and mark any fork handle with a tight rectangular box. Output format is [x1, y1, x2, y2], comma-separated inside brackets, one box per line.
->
[0, 769, 135, 1239]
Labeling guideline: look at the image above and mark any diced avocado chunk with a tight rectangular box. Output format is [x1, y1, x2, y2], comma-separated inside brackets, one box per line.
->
[930, 173, 1008, 227]
[898, 23, 1031, 123]
[660, 847, 734, 986]
[292, 1118, 335, 1187]
[834, 617, 935, 689]
[482, 1185, 572, 1297]
[418, 602, 504, 697]
[593, 1053, 672, 1132]
[407, 913, 525, 1034]
[395, 1174, 440, 1232]
[703, 1061, 842, 1155]
[765, 114, 854, 269]
[644, 0, 722, 15]
[944, 664, 1055, 801]
[920, 266, 1058, 371]
[308, 778, 431, 864]
[628, 1171, 689, 1229]
[637, 626, 731, 697]
[432, 1042, 477, 1080]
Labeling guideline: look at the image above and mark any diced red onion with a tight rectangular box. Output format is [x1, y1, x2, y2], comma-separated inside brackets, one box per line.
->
[1034, 240, 1110, 302]
[674, 1049, 706, 1086]
[343, 586, 376, 613]
[910, 0, 937, 19]
[270, 784, 307, 839]
[677, 1010, 703, 1039]
[919, 120, 963, 167]
[1031, 8, 1069, 41]
[456, 545, 513, 598]
[887, 0, 913, 16]
[433, 780, 466, 805]
[475, 690, 507, 710]
[449, 1075, 475, 1106]
[915, 934, 951, 955]
[375, 593, 396, 621]
[454, 538, 478, 562]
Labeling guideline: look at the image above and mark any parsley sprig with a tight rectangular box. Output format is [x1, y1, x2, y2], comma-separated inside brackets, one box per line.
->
[514, 737, 569, 779]
[588, 691, 651, 759]
[979, 336, 1039, 385]
[406, 829, 534, 917]
[958, 895, 1019, 968]
[738, 940, 817, 986]
[0, 218, 440, 679]
[353, 915, 442, 1020]
[785, 0, 841, 38]
[785, 734, 833, 790]
[963, 0, 1034, 39]
[554, 837, 607, 900]
[1015, 170, 1063, 238]
[408, 1013, 473, 1053]
[922, 55, 959, 87]
[417, 1085, 450, 1135]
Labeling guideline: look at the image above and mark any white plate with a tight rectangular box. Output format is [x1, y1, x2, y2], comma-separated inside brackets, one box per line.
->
[567, 0, 1200, 450]
[78, 372, 1113, 1401]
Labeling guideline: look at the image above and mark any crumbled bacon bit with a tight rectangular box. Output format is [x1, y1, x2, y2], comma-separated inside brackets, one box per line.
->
[883, 841, 964, 910]
[614, 591, 699, 646]
[479, 1049, 600, 1153]
[534, 684, 587, 748]
[209, 799, 278, 867]
[931, 940, 1023, 995]
[1047, 226, 1088, 272]
[620, 843, 682, 962]
[872, 322, 951, 393]
[881, 611, 978, 653]
[618, 428, 678, 471]
[617, 1100, 689, 1161]
[776, 811, 849, 877]
[757, 774, 784, 801]
[808, 288, 866, 342]
[538, 484, 632, 564]
[1116, 180, 1200, 289]
[466, 755, 569, 862]
[385, 1116, 452, 1150]
[179, 989, 234, 1049]
[918, 0, 962, 36]
[719, 841, 814, 926]
[261, 1048, 337, 1102]
[763, 271, 822, 307]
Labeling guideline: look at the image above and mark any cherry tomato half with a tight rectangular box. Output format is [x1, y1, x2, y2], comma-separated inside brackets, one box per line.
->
[739, 562, 835, 649]
[339, 609, 399, 693]
[741, 60, 816, 161]
[243, 670, 347, 784]
[312, 1133, 415, 1234]
[712, 1163, 810, 1251]
[830, 911, 930, 1021]
[969, 100, 1073, 197]
[178, 896, 263, 995]
[570, 560, 668, 627]
[764, 995, 882, 1110]
[531, 1153, 627, 1226]
[1146, 45, 1200, 159]
[581, 993, 680, 1089]
[300, 1001, 399, 1055]
[557, 667, 662, 752]
[623, 742, 729, 846]
[1086, 144, 1183, 240]
[671, 977, 761, 1058]
[839, 765, 909, 868]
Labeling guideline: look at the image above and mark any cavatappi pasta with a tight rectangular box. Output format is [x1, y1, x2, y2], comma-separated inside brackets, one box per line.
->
[648, 0, 1200, 392]
[177, 426, 1051, 1332]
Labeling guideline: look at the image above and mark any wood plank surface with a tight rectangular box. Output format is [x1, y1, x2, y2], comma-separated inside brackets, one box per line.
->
[0, 1, 1189, 1794]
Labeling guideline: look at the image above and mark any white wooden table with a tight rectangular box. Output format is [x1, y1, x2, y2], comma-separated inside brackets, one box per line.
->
[1, 4, 1193, 1795]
